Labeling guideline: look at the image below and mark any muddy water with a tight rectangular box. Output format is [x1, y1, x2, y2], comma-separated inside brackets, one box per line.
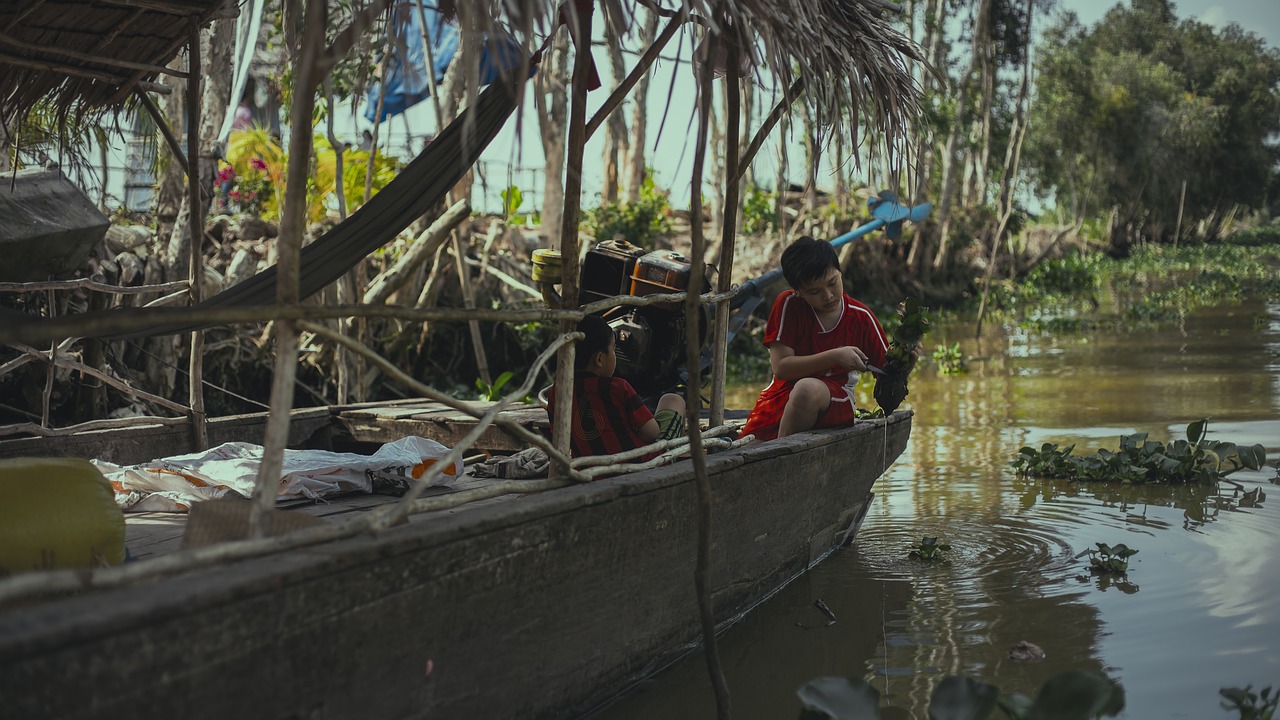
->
[593, 298, 1280, 719]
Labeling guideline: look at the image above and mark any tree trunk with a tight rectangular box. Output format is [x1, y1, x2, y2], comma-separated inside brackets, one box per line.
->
[708, 89, 724, 241]
[626, 9, 659, 203]
[932, 0, 992, 271]
[801, 100, 818, 216]
[601, 5, 628, 204]
[165, 15, 235, 283]
[154, 55, 188, 243]
[536, 31, 570, 246]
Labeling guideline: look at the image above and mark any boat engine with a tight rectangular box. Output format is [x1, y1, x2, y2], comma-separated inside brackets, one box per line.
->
[578, 240, 710, 398]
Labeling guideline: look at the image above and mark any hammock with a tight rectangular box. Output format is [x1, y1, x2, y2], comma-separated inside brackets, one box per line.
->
[113, 73, 522, 339]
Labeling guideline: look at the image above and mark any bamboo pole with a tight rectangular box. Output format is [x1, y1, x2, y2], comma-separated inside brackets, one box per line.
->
[186, 17, 207, 451]
[709, 43, 742, 427]
[0, 278, 188, 295]
[10, 343, 192, 414]
[686, 26, 731, 720]
[301, 321, 585, 481]
[248, 0, 325, 540]
[551, 0, 594, 478]
[1174, 179, 1186, 249]
[735, 77, 803, 181]
[583, 14, 682, 142]
[0, 290, 738, 346]
[371, 329, 584, 528]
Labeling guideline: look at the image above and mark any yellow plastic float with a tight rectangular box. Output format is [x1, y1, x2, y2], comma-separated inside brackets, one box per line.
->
[0, 457, 126, 575]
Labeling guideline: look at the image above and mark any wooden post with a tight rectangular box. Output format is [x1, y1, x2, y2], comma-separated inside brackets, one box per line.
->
[709, 45, 742, 428]
[186, 17, 207, 451]
[249, 0, 324, 539]
[551, 1, 594, 477]
[1174, 179, 1186, 249]
[686, 25, 731, 720]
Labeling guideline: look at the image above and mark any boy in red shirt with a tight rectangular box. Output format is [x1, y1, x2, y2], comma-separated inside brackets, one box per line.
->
[741, 236, 891, 441]
[547, 316, 685, 459]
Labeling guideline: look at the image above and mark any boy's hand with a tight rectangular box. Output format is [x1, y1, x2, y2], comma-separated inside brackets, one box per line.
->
[832, 346, 869, 372]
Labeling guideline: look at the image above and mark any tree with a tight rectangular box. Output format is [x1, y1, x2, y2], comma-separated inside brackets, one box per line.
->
[1026, 0, 1280, 250]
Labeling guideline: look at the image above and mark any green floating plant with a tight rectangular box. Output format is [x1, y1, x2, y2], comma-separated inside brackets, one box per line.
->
[1087, 542, 1139, 575]
[797, 671, 1125, 720]
[1011, 419, 1268, 485]
[931, 341, 969, 375]
[908, 536, 951, 561]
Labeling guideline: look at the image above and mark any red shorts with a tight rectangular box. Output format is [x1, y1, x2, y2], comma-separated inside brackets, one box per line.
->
[740, 377, 857, 442]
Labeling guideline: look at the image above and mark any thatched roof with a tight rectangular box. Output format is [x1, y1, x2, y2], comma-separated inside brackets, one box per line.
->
[0, 0, 234, 124]
[2, 0, 923, 161]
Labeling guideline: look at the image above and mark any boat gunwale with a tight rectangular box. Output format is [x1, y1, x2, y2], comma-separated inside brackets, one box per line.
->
[0, 411, 911, 663]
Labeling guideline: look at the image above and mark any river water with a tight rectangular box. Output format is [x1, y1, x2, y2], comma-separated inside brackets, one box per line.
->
[594, 297, 1280, 719]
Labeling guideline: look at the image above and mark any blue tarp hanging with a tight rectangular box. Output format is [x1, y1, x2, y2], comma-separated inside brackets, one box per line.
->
[364, 6, 523, 122]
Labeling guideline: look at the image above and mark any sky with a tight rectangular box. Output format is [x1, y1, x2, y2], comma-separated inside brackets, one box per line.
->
[420, 0, 1280, 214]
[86, 0, 1280, 217]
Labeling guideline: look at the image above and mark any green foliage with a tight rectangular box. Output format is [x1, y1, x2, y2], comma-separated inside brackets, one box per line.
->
[931, 342, 968, 375]
[874, 297, 931, 414]
[501, 185, 524, 220]
[475, 370, 516, 401]
[584, 172, 673, 249]
[796, 671, 1123, 719]
[1011, 419, 1268, 485]
[1086, 542, 1139, 575]
[1026, 5, 1280, 243]
[908, 536, 951, 561]
[1220, 685, 1278, 720]
[1225, 225, 1280, 247]
[742, 183, 778, 235]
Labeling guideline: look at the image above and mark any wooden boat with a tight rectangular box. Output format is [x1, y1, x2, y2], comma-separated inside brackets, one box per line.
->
[0, 402, 910, 719]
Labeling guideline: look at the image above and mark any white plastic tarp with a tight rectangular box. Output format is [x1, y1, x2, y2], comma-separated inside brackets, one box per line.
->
[95, 436, 459, 513]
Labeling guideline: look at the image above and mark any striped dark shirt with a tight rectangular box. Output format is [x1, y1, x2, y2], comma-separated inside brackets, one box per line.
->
[546, 375, 654, 458]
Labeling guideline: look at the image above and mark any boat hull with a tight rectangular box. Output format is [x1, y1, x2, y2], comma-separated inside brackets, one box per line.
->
[0, 411, 911, 719]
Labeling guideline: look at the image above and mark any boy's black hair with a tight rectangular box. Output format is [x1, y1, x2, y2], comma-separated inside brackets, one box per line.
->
[780, 235, 839, 289]
[575, 315, 614, 371]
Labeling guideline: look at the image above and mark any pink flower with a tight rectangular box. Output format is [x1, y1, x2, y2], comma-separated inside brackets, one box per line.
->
[217, 166, 236, 183]
[250, 157, 268, 171]
[229, 190, 241, 201]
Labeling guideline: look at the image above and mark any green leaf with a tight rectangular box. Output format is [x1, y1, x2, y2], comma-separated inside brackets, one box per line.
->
[492, 370, 515, 394]
[928, 675, 1000, 720]
[797, 677, 881, 719]
[1239, 444, 1267, 470]
[1186, 419, 1208, 445]
[1025, 671, 1123, 720]
[997, 694, 1033, 719]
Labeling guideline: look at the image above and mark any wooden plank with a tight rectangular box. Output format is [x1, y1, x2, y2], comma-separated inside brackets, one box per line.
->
[0, 407, 333, 464]
[0, 414, 913, 720]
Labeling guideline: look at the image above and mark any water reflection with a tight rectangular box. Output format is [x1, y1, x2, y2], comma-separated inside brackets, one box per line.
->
[597, 299, 1280, 720]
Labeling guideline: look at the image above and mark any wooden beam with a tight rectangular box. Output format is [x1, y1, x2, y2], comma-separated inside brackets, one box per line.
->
[584, 14, 682, 142]
[186, 17, 207, 452]
[106, 29, 193, 105]
[0, 49, 123, 84]
[2, 0, 45, 34]
[135, 89, 189, 176]
[98, 0, 205, 16]
[736, 77, 804, 182]
[0, 32, 190, 79]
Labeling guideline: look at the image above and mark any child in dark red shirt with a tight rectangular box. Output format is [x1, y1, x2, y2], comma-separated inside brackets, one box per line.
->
[547, 316, 685, 459]
[741, 236, 891, 441]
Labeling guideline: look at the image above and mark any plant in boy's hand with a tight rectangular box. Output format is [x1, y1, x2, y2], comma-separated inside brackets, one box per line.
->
[873, 296, 930, 414]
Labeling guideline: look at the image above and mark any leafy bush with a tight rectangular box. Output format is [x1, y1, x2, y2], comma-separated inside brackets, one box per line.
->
[1224, 225, 1280, 247]
[584, 172, 672, 249]
[741, 183, 777, 235]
